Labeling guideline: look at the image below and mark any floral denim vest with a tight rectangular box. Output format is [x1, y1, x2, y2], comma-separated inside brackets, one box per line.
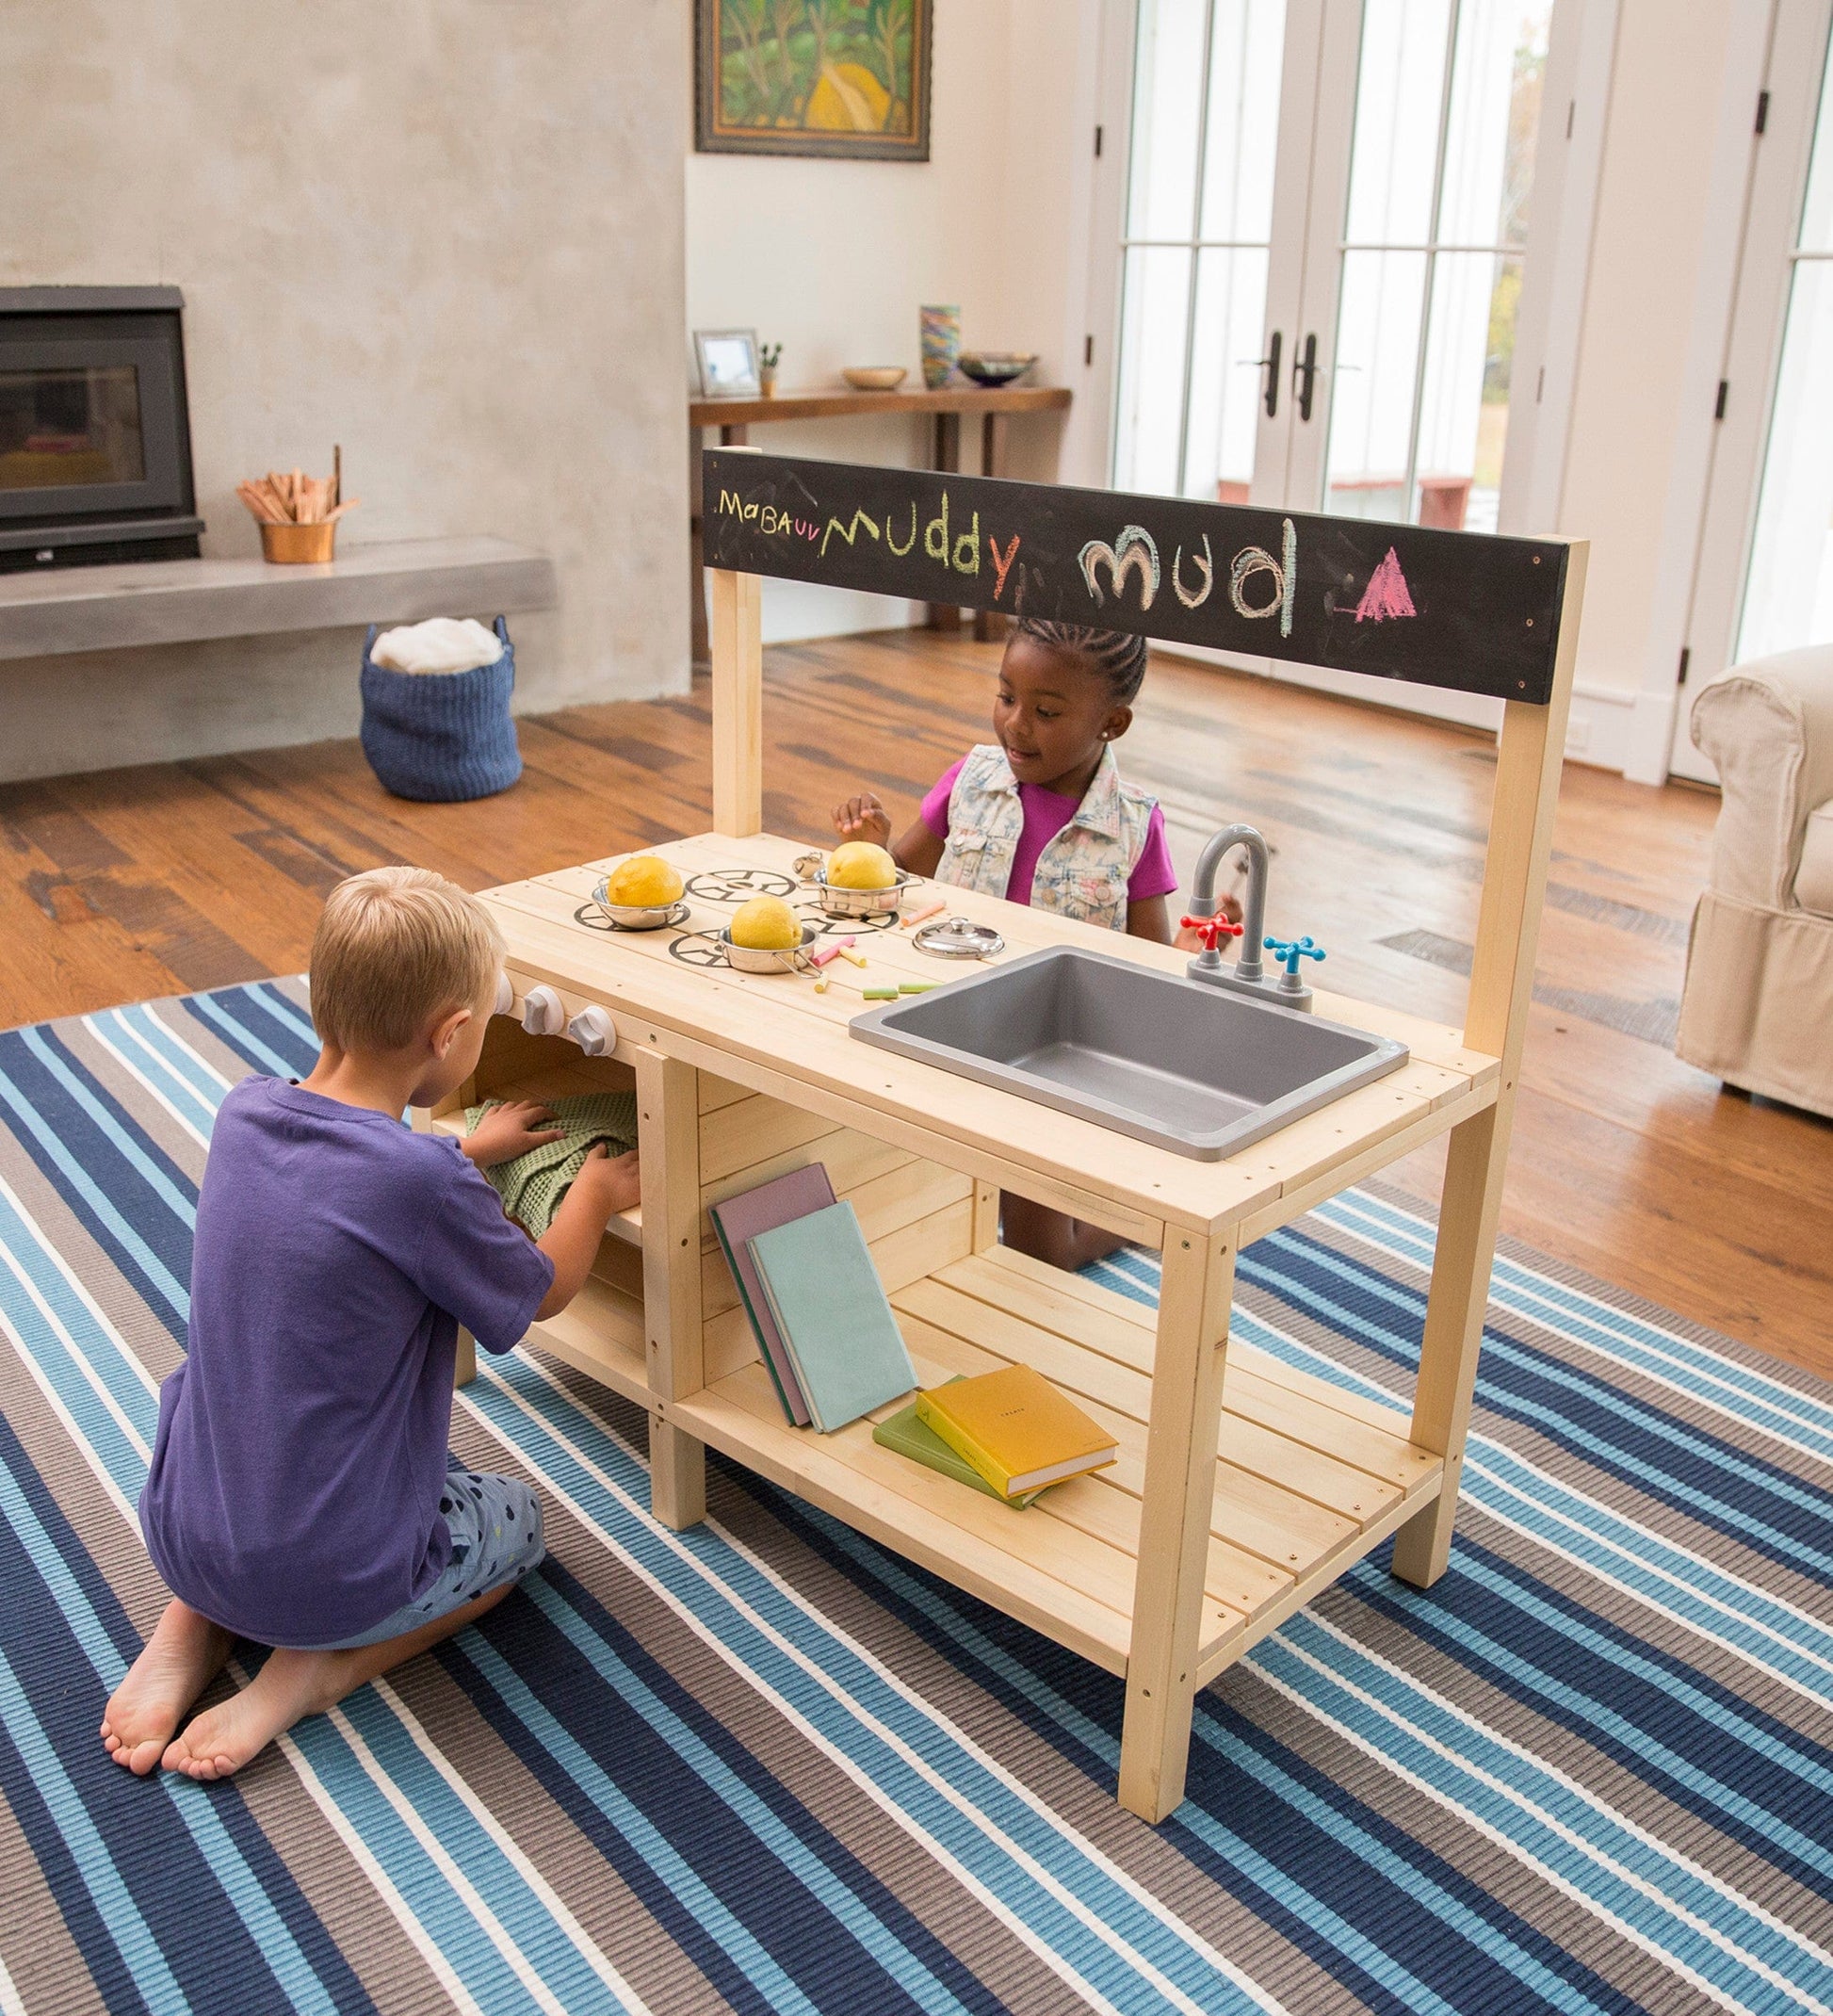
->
[935, 744, 1158, 933]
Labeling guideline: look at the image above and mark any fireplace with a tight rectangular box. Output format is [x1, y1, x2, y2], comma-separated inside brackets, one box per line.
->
[0, 286, 203, 573]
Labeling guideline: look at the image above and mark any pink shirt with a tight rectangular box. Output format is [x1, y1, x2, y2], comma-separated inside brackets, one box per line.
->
[919, 756, 1179, 910]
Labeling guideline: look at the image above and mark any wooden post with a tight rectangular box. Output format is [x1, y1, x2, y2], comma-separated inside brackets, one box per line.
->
[710, 566, 763, 837]
[1119, 1230, 1236, 1821]
[974, 412, 1012, 644]
[636, 1049, 707, 1529]
[1391, 541, 1588, 1589]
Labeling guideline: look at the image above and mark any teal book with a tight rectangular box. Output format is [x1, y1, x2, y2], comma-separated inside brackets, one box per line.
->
[872, 1389, 1043, 1507]
[746, 1201, 916, 1434]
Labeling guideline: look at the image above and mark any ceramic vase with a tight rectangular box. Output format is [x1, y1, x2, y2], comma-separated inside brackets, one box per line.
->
[920, 304, 961, 389]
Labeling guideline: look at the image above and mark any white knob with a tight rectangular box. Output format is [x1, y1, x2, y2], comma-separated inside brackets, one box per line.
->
[568, 1005, 616, 1056]
[521, 985, 565, 1036]
[495, 972, 514, 1016]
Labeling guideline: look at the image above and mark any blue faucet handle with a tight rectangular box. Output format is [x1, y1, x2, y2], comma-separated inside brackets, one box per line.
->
[1262, 934, 1325, 978]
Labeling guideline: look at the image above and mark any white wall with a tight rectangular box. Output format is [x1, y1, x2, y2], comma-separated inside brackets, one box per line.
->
[686, 0, 1101, 644]
[1, 0, 689, 784]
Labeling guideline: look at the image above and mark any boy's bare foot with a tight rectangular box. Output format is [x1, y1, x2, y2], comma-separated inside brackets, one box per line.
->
[101, 1600, 234, 1775]
[162, 1583, 511, 1780]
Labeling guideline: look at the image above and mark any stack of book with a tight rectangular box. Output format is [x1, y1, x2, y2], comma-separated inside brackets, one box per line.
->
[709, 1165, 916, 1433]
[900, 1364, 1117, 1505]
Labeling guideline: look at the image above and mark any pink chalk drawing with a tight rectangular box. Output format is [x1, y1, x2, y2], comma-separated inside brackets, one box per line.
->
[1354, 547, 1416, 623]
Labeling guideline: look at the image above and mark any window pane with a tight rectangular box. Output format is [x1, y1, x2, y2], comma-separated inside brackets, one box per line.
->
[1344, 0, 1453, 246]
[1198, 0, 1288, 242]
[1414, 250, 1519, 530]
[1437, 0, 1550, 247]
[1736, 261, 1833, 658]
[1325, 248, 1428, 519]
[1182, 248, 1273, 500]
[1113, 247, 1194, 496]
[1127, 0, 1209, 240]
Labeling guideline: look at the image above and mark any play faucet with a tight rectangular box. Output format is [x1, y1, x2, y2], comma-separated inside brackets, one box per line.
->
[1184, 822, 1270, 985]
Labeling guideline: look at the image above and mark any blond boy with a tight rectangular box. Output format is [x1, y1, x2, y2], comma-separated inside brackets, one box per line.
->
[102, 868, 639, 1780]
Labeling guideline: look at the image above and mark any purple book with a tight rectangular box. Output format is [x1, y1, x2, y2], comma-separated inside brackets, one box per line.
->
[707, 1163, 835, 1426]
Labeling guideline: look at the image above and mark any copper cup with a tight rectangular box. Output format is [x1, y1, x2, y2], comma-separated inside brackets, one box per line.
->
[260, 520, 337, 563]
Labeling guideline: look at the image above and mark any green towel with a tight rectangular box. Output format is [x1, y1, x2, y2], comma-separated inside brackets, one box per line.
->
[464, 1091, 640, 1235]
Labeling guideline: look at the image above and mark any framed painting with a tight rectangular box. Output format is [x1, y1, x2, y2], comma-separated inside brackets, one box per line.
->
[695, 0, 932, 161]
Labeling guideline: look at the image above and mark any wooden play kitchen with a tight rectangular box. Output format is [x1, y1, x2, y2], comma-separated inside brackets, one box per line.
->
[438, 451, 1585, 1824]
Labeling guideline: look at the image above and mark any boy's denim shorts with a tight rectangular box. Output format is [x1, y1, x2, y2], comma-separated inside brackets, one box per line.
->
[308, 1457, 545, 1650]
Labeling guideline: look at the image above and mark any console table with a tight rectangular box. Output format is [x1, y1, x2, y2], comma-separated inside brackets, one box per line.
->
[689, 383, 1071, 658]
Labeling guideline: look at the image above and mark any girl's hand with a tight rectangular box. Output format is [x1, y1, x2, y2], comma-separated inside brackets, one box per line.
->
[462, 1099, 564, 1167]
[1173, 921, 1209, 953]
[832, 792, 892, 849]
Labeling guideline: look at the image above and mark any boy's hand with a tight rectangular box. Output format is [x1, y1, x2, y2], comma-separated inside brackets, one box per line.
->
[570, 1143, 642, 1219]
[462, 1099, 564, 1167]
[832, 792, 892, 850]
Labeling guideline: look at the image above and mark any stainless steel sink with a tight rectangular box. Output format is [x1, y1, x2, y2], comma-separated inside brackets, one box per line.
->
[852, 945, 1408, 1161]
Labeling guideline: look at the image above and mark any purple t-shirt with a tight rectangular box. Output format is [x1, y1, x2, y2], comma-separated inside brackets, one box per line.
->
[919, 756, 1179, 909]
[140, 1077, 554, 1647]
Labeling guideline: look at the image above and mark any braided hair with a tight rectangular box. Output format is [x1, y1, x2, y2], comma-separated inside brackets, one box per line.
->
[1014, 614, 1150, 707]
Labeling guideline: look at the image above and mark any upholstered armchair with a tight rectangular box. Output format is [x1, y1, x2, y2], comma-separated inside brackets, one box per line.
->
[1677, 646, 1833, 1116]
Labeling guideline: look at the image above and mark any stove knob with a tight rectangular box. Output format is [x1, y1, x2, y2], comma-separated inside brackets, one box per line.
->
[568, 1005, 616, 1057]
[495, 972, 515, 1016]
[520, 984, 565, 1036]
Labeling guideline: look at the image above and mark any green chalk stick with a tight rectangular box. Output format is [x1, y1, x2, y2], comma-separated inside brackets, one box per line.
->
[898, 981, 937, 993]
[862, 986, 899, 1000]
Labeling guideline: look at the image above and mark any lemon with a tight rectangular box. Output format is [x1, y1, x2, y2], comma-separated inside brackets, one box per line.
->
[730, 895, 802, 951]
[827, 840, 899, 890]
[604, 854, 684, 907]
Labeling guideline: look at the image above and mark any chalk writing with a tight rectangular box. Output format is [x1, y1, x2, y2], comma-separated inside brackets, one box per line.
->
[1172, 535, 1213, 610]
[988, 530, 1021, 600]
[1354, 547, 1417, 624]
[1079, 526, 1160, 610]
[702, 450, 1567, 704]
[821, 508, 883, 558]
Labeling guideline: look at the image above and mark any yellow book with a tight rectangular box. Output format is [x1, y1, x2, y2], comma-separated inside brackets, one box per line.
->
[915, 1363, 1118, 1500]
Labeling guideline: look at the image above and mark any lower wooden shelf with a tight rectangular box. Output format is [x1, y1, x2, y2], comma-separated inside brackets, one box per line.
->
[524, 1274, 650, 1408]
[668, 1245, 1441, 1683]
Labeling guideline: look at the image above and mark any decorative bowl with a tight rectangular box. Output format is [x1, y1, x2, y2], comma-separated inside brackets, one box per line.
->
[842, 366, 908, 391]
[260, 520, 337, 563]
[719, 922, 821, 973]
[957, 351, 1037, 387]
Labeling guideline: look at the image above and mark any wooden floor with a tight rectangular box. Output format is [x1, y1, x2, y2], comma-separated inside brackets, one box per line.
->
[3, 628, 1826, 1376]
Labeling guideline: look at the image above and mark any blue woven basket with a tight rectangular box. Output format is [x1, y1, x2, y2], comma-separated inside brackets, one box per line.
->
[359, 616, 522, 803]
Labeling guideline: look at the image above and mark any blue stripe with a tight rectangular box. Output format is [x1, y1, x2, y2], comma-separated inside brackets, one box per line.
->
[465, 1356, 1269, 2015]
[85, 1010, 218, 1139]
[187, 988, 302, 1080]
[0, 1418, 369, 2013]
[242, 981, 322, 1058]
[0, 1049, 190, 1327]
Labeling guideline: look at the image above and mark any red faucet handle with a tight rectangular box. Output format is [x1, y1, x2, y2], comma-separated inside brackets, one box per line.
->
[1180, 914, 1244, 953]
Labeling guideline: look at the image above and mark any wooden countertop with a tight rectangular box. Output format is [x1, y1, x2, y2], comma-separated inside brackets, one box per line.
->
[689, 384, 1072, 428]
[480, 832, 1498, 1244]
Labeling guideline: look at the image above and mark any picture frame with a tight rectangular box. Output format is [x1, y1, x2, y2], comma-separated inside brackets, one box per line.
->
[694, 0, 932, 163]
[693, 328, 763, 399]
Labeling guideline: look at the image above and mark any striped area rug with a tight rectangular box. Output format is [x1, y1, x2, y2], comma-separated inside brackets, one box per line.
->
[1, 981, 1829, 2015]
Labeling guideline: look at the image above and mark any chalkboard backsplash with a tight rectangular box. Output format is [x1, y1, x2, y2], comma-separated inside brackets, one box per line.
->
[703, 450, 1569, 706]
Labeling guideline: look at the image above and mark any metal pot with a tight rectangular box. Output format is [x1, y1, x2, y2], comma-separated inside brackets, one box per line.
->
[718, 922, 820, 973]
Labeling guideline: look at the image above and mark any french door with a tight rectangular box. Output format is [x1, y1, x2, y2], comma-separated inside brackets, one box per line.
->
[1106, 0, 1561, 707]
[1674, 0, 1833, 781]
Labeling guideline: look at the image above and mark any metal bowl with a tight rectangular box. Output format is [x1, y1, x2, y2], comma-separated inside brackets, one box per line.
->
[810, 868, 919, 919]
[719, 922, 820, 973]
[591, 878, 688, 931]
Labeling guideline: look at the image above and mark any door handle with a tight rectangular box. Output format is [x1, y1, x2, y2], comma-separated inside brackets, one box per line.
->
[1256, 331, 1282, 417]
[1293, 333, 1318, 421]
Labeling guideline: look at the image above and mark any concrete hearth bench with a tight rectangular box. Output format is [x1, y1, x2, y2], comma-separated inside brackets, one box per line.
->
[0, 537, 557, 660]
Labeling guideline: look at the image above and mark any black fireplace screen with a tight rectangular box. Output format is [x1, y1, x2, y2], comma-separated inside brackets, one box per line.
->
[0, 364, 147, 491]
[0, 288, 201, 566]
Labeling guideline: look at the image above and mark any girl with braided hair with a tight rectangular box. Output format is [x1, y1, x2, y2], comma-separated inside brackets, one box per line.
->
[833, 616, 1235, 1266]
